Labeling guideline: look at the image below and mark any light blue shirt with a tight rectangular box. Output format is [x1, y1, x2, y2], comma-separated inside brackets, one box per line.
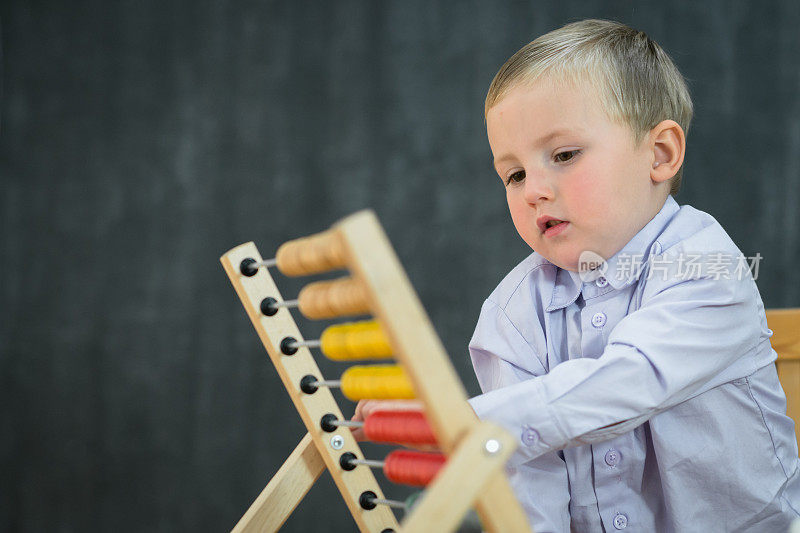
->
[468, 196, 800, 532]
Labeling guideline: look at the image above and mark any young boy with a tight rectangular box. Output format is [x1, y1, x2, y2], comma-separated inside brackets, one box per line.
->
[357, 19, 800, 531]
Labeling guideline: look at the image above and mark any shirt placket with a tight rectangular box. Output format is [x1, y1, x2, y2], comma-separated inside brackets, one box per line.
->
[592, 435, 636, 531]
[580, 279, 637, 531]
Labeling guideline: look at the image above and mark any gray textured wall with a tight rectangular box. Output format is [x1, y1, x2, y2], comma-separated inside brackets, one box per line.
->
[2, 1, 799, 531]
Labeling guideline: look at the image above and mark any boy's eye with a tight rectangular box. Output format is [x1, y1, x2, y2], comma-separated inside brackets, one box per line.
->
[505, 170, 526, 185]
[554, 150, 580, 163]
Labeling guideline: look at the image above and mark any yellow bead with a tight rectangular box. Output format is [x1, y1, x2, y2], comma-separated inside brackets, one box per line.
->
[340, 365, 415, 401]
[320, 320, 393, 361]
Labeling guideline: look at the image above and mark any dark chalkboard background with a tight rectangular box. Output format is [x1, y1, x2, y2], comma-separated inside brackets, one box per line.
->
[2, 1, 798, 531]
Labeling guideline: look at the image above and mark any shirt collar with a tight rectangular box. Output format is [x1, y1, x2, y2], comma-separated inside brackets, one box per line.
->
[547, 195, 681, 311]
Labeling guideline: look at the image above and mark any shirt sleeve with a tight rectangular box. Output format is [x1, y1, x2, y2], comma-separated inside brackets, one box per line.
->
[469, 254, 763, 464]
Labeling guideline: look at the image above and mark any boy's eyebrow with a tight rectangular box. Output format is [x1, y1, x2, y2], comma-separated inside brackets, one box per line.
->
[493, 128, 574, 169]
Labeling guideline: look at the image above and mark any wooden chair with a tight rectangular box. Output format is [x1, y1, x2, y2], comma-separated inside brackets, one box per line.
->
[767, 308, 800, 448]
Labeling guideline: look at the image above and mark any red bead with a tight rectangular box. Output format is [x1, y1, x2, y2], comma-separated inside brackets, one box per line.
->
[363, 410, 437, 445]
[384, 450, 446, 486]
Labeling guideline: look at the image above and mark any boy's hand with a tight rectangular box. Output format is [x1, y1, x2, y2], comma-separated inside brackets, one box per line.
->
[350, 399, 425, 441]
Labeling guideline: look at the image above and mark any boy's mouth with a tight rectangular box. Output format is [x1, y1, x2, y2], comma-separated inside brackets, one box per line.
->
[537, 215, 569, 234]
[544, 220, 568, 237]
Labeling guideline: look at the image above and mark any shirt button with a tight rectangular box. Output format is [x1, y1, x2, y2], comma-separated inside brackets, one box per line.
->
[591, 312, 607, 328]
[596, 276, 608, 288]
[604, 449, 620, 467]
[613, 513, 628, 529]
[521, 427, 539, 447]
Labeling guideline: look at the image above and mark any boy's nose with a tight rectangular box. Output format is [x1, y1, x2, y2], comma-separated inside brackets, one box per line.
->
[523, 175, 555, 204]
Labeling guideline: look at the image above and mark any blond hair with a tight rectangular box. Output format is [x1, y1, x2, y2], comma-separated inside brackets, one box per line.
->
[486, 19, 693, 195]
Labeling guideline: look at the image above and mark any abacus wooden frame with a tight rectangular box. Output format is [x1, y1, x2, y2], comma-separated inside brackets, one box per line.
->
[221, 210, 533, 532]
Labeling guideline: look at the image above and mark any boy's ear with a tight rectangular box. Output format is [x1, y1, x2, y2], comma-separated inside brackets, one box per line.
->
[649, 120, 686, 183]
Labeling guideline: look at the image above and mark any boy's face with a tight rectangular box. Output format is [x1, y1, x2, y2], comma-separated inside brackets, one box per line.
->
[487, 79, 665, 272]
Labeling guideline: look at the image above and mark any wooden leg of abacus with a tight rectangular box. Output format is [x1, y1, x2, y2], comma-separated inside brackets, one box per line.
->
[232, 432, 325, 533]
[401, 422, 520, 532]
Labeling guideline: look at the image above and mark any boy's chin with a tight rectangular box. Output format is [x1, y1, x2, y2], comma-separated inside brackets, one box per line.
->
[527, 240, 586, 271]
[541, 253, 581, 272]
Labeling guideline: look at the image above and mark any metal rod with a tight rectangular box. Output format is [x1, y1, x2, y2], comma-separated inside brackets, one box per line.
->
[330, 419, 364, 428]
[272, 299, 299, 309]
[288, 339, 321, 349]
[254, 258, 278, 269]
[373, 498, 407, 510]
[350, 458, 385, 469]
[315, 379, 342, 388]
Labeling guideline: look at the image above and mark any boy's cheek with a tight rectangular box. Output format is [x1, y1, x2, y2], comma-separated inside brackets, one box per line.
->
[562, 174, 611, 226]
[508, 205, 539, 245]
[562, 171, 596, 206]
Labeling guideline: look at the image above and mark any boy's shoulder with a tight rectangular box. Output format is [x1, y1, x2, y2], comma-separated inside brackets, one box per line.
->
[655, 202, 742, 259]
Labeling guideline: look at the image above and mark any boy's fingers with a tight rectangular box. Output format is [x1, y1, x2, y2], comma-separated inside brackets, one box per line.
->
[364, 400, 425, 418]
[350, 426, 366, 441]
[352, 399, 374, 422]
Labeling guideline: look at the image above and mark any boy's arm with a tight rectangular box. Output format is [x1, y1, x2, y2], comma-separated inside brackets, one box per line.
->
[469, 255, 767, 464]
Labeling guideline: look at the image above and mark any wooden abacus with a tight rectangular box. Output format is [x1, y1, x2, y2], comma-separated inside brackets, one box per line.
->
[220, 210, 533, 532]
